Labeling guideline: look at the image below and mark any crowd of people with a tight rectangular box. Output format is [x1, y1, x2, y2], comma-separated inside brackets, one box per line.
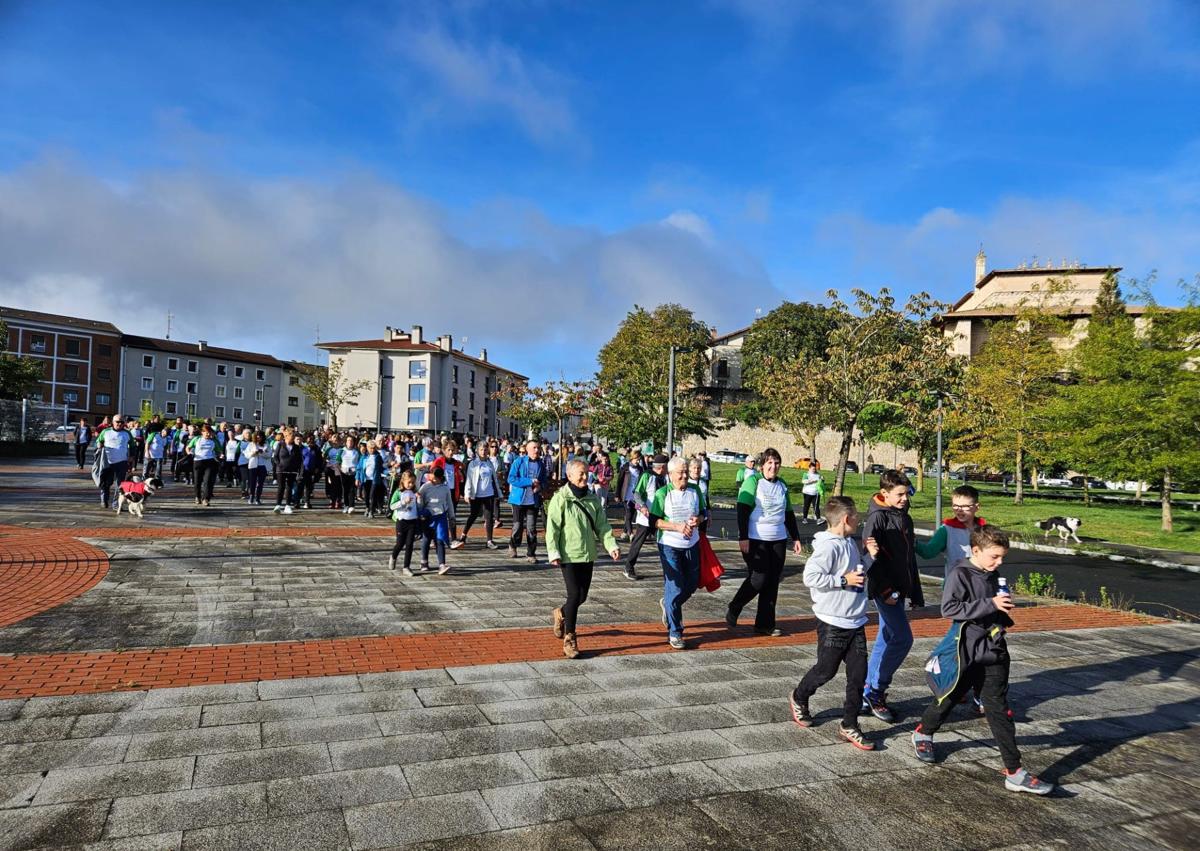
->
[74, 414, 1051, 794]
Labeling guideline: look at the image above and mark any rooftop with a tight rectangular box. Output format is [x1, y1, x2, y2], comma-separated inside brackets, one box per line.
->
[318, 333, 528, 380]
[0, 305, 122, 335]
[946, 264, 1147, 317]
[123, 334, 284, 368]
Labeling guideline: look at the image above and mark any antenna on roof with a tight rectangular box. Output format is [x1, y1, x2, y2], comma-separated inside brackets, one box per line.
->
[754, 307, 762, 317]
[166, 311, 174, 340]
[315, 324, 320, 344]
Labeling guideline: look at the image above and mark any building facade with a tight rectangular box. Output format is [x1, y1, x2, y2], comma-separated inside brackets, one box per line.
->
[317, 326, 526, 438]
[119, 336, 284, 426]
[0, 306, 122, 420]
[280, 362, 324, 431]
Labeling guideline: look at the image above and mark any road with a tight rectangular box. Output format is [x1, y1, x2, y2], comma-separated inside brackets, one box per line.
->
[612, 505, 1200, 622]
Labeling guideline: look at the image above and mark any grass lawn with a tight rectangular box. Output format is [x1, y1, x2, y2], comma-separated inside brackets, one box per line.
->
[705, 464, 1200, 555]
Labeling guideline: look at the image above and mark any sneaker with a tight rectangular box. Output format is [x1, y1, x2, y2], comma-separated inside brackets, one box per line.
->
[838, 726, 875, 751]
[525, 556, 537, 564]
[449, 539, 464, 550]
[817, 517, 827, 525]
[388, 555, 396, 570]
[283, 506, 293, 515]
[668, 635, 686, 650]
[437, 563, 451, 575]
[204, 500, 211, 507]
[419, 563, 430, 573]
[552, 607, 565, 639]
[1004, 769, 1053, 795]
[754, 627, 784, 637]
[724, 607, 738, 629]
[305, 502, 313, 510]
[273, 505, 283, 513]
[622, 566, 638, 581]
[912, 730, 936, 764]
[789, 692, 813, 728]
[659, 597, 668, 627]
[507, 545, 518, 558]
[195, 498, 202, 505]
[400, 566, 415, 577]
[863, 691, 896, 723]
[485, 540, 498, 549]
[563, 633, 580, 660]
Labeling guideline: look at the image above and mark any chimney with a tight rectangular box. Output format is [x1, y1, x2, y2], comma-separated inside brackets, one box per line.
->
[974, 247, 987, 286]
[479, 348, 488, 363]
[410, 325, 423, 345]
[198, 340, 207, 352]
[437, 334, 452, 352]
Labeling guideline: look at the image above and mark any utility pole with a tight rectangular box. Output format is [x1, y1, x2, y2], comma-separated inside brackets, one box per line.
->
[666, 346, 677, 457]
[935, 394, 944, 528]
[165, 311, 174, 340]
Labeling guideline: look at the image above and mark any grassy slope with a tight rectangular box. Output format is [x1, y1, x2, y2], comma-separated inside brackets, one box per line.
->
[705, 464, 1200, 555]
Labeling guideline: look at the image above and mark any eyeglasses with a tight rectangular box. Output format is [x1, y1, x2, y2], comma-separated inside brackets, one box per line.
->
[951, 503, 978, 510]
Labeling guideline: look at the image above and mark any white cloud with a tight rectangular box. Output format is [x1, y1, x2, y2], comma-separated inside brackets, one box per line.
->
[661, 210, 714, 242]
[0, 159, 780, 381]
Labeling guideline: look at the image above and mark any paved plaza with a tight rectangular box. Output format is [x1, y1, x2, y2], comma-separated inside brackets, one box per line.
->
[0, 459, 1196, 849]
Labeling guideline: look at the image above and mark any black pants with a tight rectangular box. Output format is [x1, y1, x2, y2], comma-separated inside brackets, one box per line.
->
[194, 458, 218, 503]
[275, 472, 297, 506]
[98, 460, 129, 506]
[299, 470, 318, 505]
[627, 523, 653, 569]
[509, 504, 538, 556]
[795, 621, 867, 728]
[462, 497, 495, 540]
[729, 539, 788, 631]
[920, 657, 1021, 772]
[362, 480, 377, 513]
[802, 493, 820, 519]
[392, 518, 419, 567]
[75, 442, 88, 467]
[325, 468, 341, 505]
[559, 562, 594, 634]
[623, 500, 637, 536]
[145, 457, 163, 478]
[341, 473, 357, 508]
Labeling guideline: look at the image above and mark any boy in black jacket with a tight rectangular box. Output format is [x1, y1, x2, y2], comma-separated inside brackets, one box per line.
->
[861, 470, 921, 723]
[911, 526, 1053, 795]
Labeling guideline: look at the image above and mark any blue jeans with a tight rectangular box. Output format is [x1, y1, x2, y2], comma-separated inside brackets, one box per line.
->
[865, 596, 913, 696]
[659, 544, 700, 639]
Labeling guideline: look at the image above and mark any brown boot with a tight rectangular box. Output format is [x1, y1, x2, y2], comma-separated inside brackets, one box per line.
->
[552, 607, 564, 639]
[562, 633, 579, 659]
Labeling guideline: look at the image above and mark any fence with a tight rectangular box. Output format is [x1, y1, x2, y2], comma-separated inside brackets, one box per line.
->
[0, 399, 73, 443]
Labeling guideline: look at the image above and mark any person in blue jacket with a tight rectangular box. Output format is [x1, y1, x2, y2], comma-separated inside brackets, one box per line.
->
[506, 439, 550, 564]
[356, 439, 387, 519]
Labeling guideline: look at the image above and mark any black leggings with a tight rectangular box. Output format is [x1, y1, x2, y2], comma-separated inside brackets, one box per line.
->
[194, 458, 219, 503]
[729, 538, 788, 631]
[627, 522, 656, 569]
[362, 480, 377, 513]
[510, 504, 539, 556]
[275, 472, 297, 506]
[802, 493, 820, 519]
[462, 497, 494, 540]
[623, 501, 637, 536]
[75, 442, 87, 467]
[392, 519, 419, 567]
[559, 562, 594, 634]
[920, 658, 1021, 772]
[325, 468, 341, 504]
[341, 473, 357, 508]
[795, 621, 867, 728]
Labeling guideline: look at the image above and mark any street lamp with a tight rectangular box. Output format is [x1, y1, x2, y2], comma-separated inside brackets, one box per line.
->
[667, 346, 696, 457]
[933, 390, 954, 528]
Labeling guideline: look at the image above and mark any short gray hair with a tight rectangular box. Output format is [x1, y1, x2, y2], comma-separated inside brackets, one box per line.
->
[667, 456, 687, 474]
[567, 457, 588, 475]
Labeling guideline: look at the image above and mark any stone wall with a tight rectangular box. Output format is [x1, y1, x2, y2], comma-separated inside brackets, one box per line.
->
[682, 423, 919, 470]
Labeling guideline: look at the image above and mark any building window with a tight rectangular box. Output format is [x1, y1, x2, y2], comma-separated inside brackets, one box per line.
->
[409, 360, 426, 379]
[287, 416, 297, 427]
[214, 406, 225, 418]
[254, 389, 263, 402]
[215, 385, 226, 398]
[288, 375, 299, 386]
[27, 391, 43, 402]
[451, 410, 459, 429]
[234, 387, 244, 399]
[99, 344, 112, 357]
[469, 369, 475, 388]
[165, 401, 178, 414]
[407, 408, 425, 427]
[30, 334, 46, 353]
[166, 380, 179, 393]
[233, 407, 243, 420]
[187, 360, 198, 373]
[142, 354, 154, 368]
[216, 364, 227, 376]
[235, 366, 244, 378]
[469, 392, 475, 409]
[96, 393, 111, 406]
[451, 388, 459, 406]
[64, 364, 80, 381]
[168, 357, 179, 371]
[141, 398, 152, 410]
[716, 358, 729, 379]
[186, 382, 197, 394]
[468, 413, 475, 432]
[256, 369, 265, 381]
[63, 390, 79, 403]
[187, 403, 196, 417]
[408, 384, 425, 402]
[254, 408, 262, 421]
[65, 338, 81, 356]
[98, 368, 111, 381]
[287, 396, 299, 407]
[141, 377, 154, 391]
[452, 365, 459, 384]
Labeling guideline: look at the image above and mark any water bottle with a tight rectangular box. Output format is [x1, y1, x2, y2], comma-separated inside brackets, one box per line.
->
[852, 563, 865, 594]
[998, 577, 1011, 598]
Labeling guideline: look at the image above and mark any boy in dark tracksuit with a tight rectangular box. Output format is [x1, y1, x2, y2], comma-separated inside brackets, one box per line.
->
[911, 526, 1053, 795]
[861, 470, 922, 722]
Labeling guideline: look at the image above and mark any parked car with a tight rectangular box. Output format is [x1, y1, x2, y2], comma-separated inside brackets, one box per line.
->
[1037, 476, 1073, 488]
[710, 449, 749, 464]
[792, 457, 822, 470]
[1069, 476, 1107, 490]
[842, 460, 858, 474]
[903, 466, 918, 478]
[866, 463, 887, 475]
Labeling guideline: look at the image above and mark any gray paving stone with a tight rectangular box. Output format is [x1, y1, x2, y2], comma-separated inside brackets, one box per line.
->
[180, 808, 351, 850]
[445, 661, 541, 684]
[0, 698, 26, 722]
[404, 751, 537, 796]
[635, 704, 743, 733]
[0, 799, 109, 847]
[105, 782, 269, 838]
[545, 712, 663, 745]
[125, 723, 261, 761]
[69, 707, 202, 738]
[374, 704, 489, 735]
[328, 732, 454, 771]
[357, 669, 454, 690]
[703, 749, 839, 790]
[506, 675, 604, 699]
[653, 683, 747, 707]
[193, 744, 332, 787]
[518, 740, 646, 780]
[84, 831, 187, 849]
[477, 696, 585, 725]
[17, 692, 145, 719]
[140, 683, 259, 710]
[260, 714, 381, 748]
[600, 761, 735, 808]
[33, 755, 194, 805]
[200, 697, 318, 726]
[620, 729, 745, 766]
[0, 715, 76, 744]
[309, 688, 423, 716]
[722, 697, 797, 725]
[344, 790, 499, 848]
[441, 721, 564, 757]
[415, 682, 519, 707]
[402, 819, 597, 851]
[0, 771, 43, 809]
[584, 670, 682, 691]
[715, 721, 827, 753]
[693, 787, 830, 838]
[0, 735, 132, 774]
[256, 674, 362, 700]
[574, 799, 751, 851]
[266, 765, 410, 817]
[481, 776, 624, 828]
[568, 688, 671, 715]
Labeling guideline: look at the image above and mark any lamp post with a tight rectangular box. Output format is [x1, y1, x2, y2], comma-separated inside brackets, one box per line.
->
[666, 346, 695, 457]
[933, 391, 953, 529]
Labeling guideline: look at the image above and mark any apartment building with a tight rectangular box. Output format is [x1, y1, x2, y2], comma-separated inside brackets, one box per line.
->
[280, 361, 325, 431]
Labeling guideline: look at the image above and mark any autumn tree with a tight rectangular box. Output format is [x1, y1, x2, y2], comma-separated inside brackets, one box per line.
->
[740, 302, 839, 398]
[493, 378, 595, 475]
[298, 359, 372, 431]
[0, 320, 46, 401]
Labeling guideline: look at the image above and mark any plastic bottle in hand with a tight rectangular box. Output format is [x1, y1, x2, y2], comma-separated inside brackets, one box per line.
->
[852, 563, 865, 594]
[998, 577, 1011, 598]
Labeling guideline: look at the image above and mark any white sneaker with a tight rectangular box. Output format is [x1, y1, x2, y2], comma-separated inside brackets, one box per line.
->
[388, 555, 396, 570]
[437, 564, 451, 575]
[449, 539, 464, 550]
[283, 506, 293, 515]
[401, 566, 415, 577]
[273, 505, 283, 513]
[485, 540, 498, 549]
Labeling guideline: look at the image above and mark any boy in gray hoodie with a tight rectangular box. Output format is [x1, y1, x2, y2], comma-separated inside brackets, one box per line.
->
[789, 496, 880, 750]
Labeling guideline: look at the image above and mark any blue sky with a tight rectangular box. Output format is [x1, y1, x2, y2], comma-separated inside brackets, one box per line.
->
[2, 0, 1199, 381]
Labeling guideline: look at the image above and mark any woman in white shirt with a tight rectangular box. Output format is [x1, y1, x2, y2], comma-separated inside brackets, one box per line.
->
[456, 442, 499, 550]
[339, 436, 361, 514]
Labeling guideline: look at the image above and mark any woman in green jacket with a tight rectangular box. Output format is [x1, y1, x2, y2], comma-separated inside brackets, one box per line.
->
[547, 458, 621, 659]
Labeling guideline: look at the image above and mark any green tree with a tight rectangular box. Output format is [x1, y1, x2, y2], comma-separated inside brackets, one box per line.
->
[590, 304, 714, 450]
[298, 360, 371, 432]
[740, 302, 839, 397]
[758, 288, 950, 495]
[0, 320, 46, 400]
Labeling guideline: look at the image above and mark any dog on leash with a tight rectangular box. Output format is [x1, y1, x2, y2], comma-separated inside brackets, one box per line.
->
[116, 477, 163, 518]
[1035, 516, 1083, 544]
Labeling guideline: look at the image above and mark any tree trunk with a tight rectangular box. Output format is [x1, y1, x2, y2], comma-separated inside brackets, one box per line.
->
[1162, 470, 1173, 533]
[915, 453, 925, 493]
[1014, 447, 1024, 505]
[834, 424, 855, 496]
[1030, 465, 1039, 493]
[1082, 474, 1090, 506]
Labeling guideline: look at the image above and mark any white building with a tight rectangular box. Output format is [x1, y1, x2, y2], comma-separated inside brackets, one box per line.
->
[280, 361, 324, 431]
[316, 326, 527, 438]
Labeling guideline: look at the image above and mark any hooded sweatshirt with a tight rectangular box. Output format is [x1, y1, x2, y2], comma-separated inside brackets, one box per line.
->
[943, 557, 1014, 666]
[862, 494, 923, 606]
[916, 516, 986, 566]
[804, 530, 874, 629]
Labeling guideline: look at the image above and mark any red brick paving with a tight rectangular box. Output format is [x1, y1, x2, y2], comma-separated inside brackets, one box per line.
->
[0, 604, 1162, 699]
[0, 526, 110, 629]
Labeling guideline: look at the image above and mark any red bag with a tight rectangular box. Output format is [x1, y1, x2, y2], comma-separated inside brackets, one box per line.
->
[698, 533, 725, 592]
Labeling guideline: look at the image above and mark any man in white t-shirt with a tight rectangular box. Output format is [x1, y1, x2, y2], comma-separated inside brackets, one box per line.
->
[94, 416, 133, 508]
[650, 456, 709, 650]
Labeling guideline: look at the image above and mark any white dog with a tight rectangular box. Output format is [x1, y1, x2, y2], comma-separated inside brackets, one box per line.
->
[116, 477, 163, 519]
[1035, 516, 1083, 544]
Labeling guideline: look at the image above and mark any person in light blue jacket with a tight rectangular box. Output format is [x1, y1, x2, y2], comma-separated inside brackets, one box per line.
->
[356, 439, 387, 519]
[506, 439, 550, 563]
